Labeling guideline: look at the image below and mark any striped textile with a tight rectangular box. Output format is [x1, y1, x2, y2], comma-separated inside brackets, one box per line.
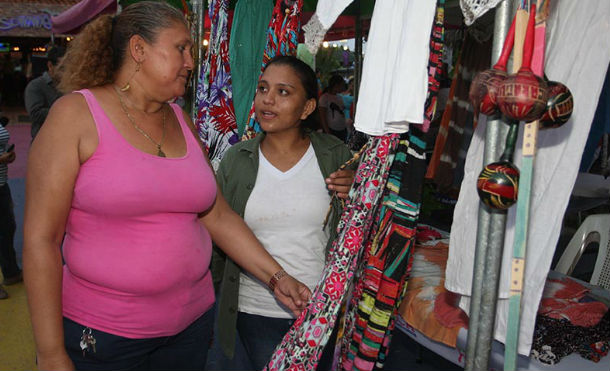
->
[425, 30, 491, 191]
[339, 129, 428, 371]
[0, 125, 10, 186]
[421, 0, 446, 133]
[241, 0, 303, 141]
[264, 135, 400, 371]
[195, 0, 238, 170]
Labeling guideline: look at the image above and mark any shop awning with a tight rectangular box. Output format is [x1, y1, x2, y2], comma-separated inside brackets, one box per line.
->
[51, 0, 117, 34]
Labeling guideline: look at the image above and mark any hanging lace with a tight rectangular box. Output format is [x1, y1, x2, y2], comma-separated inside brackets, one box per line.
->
[459, 0, 503, 26]
[302, 13, 328, 55]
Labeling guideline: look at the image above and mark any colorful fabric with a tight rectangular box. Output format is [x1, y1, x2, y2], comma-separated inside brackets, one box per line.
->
[531, 310, 610, 365]
[397, 241, 468, 348]
[425, 30, 492, 190]
[538, 277, 608, 327]
[264, 135, 400, 371]
[242, 0, 303, 141]
[229, 0, 274, 135]
[195, 0, 238, 170]
[339, 129, 428, 371]
[420, 0, 445, 133]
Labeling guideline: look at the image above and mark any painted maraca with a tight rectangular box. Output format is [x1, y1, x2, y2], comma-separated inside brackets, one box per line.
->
[497, 4, 548, 123]
[469, 17, 516, 117]
[539, 80, 574, 129]
[477, 122, 520, 210]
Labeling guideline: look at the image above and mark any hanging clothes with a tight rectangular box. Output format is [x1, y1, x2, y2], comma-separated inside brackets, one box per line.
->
[419, 1, 446, 134]
[353, 0, 437, 136]
[229, 0, 274, 136]
[264, 135, 400, 371]
[445, 0, 610, 355]
[339, 130, 428, 371]
[241, 0, 303, 141]
[195, 0, 238, 170]
[302, 0, 353, 55]
[425, 30, 492, 190]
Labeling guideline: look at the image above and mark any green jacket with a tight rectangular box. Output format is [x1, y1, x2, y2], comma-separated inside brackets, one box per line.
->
[213, 130, 353, 358]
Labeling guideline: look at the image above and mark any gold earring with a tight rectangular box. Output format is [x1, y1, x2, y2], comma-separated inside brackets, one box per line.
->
[120, 62, 141, 92]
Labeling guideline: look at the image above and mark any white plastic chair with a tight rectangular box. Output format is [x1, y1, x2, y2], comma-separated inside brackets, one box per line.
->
[555, 214, 610, 289]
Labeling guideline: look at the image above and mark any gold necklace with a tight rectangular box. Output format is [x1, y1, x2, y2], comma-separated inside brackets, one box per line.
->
[113, 86, 167, 157]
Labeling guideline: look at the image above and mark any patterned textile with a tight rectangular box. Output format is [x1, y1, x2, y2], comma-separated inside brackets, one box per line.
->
[241, 0, 304, 141]
[339, 129, 428, 371]
[531, 310, 610, 365]
[420, 0, 446, 133]
[425, 30, 491, 191]
[397, 241, 468, 348]
[195, 0, 238, 170]
[264, 135, 400, 371]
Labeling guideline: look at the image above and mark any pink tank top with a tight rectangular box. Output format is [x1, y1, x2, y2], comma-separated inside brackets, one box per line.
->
[62, 89, 217, 338]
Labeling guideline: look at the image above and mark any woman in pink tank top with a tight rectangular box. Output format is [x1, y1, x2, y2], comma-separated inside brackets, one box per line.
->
[23, 2, 310, 370]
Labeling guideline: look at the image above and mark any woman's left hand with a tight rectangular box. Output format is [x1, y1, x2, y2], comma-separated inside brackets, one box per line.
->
[274, 275, 312, 317]
[326, 169, 355, 199]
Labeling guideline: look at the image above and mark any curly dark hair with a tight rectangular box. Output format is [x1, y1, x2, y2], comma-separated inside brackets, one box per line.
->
[57, 1, 186, 93]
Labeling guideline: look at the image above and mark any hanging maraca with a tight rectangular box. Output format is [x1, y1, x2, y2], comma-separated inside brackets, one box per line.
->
[539, 80, 574, 129]
[469, 17, 516, 117]
[497, 4, 548, 123]
[477, 121, 520, 210]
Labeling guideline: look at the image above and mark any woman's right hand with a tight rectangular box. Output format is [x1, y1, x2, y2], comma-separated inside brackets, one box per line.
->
[273, 275, 312, 317]
[37, 351, 75, 371]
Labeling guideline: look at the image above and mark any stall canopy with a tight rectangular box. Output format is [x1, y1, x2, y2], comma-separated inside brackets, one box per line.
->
[51, 0, 117, 34]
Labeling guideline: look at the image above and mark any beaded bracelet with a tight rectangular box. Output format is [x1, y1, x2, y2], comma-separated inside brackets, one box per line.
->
[267, 269, 288, 292]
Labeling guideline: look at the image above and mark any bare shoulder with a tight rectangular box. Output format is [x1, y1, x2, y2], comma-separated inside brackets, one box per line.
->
[44, 92, 93, 134]
[33, 92, 98, 163]
[177, 107, 202, 144]
[177, 106, 196, 131]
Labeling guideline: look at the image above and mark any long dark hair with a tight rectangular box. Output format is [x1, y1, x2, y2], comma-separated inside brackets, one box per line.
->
[262, 55, 320, 134]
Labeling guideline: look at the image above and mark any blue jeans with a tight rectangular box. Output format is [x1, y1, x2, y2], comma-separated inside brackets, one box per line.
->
[237, 312, 336, 371]
[0, 184, 19, 279]
[64, 307, 215, 371]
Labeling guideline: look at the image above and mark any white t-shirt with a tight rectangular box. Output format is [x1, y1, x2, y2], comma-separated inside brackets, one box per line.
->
[238, 144, 331, 318]
[319, 93, 346, 131]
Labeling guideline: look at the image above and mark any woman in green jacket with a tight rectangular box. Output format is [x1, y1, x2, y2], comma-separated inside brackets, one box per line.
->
[214, 56, 354, 370]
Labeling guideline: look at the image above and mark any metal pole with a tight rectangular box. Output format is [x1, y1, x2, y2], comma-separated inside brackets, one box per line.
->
[464, 1, 514, 370]
[191, 0, 205, 122]
[353, 0, 362, 106]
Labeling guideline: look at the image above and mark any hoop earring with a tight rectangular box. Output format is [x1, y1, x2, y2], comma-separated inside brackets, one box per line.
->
[119, 62, 141, 92]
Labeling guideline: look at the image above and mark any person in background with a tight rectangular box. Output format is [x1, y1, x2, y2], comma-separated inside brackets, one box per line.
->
[23, 3, 310, 370]
[215, 55, 355, 370]
[319, 74, 348, 142]
[24, 45, 65, 140]
[339, 76, 355, 141]
[0, 116, 19, 300]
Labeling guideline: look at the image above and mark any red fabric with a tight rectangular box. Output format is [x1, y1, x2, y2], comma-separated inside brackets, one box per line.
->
[539, 277, 609, 327]
[434, 291, 469, 329]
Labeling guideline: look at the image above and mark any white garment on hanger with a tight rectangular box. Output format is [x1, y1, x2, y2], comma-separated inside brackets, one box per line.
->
[445, 0, 610, 355]
[354, 0, 437, 136]
[314, 0, 353, 30]
[302, 0, 353, 55]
